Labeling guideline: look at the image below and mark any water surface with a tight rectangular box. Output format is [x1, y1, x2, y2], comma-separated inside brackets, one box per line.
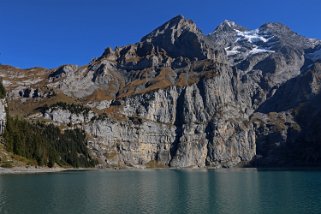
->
[1, 168, 320, 214]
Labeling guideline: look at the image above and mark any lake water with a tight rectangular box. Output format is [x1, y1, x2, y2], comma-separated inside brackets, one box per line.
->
[0, 168, 321, 214]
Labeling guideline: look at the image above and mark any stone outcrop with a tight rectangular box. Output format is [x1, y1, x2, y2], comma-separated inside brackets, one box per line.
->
[0, 99, 6, 135]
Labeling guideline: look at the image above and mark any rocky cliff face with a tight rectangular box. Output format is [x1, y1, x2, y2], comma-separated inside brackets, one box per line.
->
[0, 99, 6, 135]
[1, 15, 321, 168]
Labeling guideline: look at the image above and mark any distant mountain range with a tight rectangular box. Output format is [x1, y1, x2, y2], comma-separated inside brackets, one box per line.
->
[1, 15, 321, 168]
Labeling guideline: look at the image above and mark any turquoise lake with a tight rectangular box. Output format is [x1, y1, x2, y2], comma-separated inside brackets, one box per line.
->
[1, 169, 321, 214]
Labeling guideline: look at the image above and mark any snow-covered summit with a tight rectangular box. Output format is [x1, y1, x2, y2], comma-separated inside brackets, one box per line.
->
[209, 19, 321, 65]
[210, 19, 246, 35]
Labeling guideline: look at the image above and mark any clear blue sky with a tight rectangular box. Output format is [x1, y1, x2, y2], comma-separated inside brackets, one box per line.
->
[1, 0, 321, 69]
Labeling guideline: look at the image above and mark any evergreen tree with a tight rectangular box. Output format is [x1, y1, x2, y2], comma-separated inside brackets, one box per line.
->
[0, 80, 6, 99]
[3, 116, 96, 167]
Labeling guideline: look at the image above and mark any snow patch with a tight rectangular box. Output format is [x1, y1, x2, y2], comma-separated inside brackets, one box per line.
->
[234, 29, 272, 43]
[249, 47, 275, 55]
[223, 27, 276, 58]
[233, 28, 275, 56]
[225, 45, 274, 57]
[308, 38, 321, 47]
[225, 46, 241, 56]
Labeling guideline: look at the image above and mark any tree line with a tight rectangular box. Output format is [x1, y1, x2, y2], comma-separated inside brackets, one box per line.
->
[3, 117, 97, 168]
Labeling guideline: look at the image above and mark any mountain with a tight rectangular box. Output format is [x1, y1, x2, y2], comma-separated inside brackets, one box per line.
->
[1, 15, 321, 168]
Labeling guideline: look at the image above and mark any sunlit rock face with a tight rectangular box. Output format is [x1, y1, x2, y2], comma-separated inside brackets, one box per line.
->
[0, 99, 6, 135]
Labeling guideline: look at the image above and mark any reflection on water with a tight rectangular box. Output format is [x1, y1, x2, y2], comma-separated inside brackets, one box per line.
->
[1, 169, 321, 214]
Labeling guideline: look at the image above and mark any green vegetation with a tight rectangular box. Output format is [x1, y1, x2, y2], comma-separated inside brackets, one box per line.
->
[3, 116, 96, 168]
[91, 113, 108, 121]
[0, 160, 13, 168]
[145, 160, 167, 169]
[0, 80, 6, 99]
[50, 102, 90, 115]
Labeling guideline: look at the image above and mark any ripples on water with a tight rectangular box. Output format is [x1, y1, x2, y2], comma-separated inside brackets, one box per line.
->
[1, 168, 321, 214]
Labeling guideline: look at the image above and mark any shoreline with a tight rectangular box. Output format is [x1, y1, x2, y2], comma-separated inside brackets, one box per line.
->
[2, 165, 321, 175]
[0, 166, 93, 175]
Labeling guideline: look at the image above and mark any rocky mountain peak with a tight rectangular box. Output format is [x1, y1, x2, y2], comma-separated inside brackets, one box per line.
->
[257, 22, 316, 50]
[211, 20, 247, 34]
[222, 20, 237, 27]
[141, 15, 199, 43]
[259, 22, 293, 34]
[139, 15, 214, 60]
